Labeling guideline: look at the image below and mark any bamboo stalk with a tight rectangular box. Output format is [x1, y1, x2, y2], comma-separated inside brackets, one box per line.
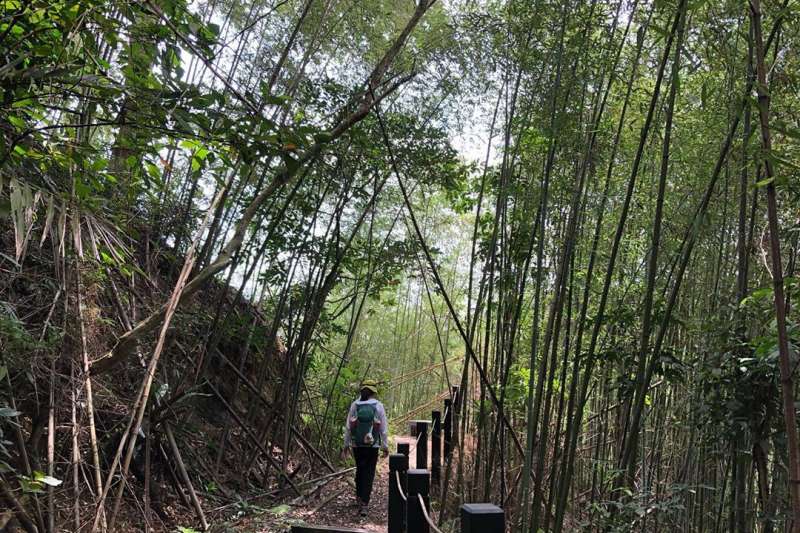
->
[749, 0, 800, 528]
[164, 423, 209, 530]
[75, 260, 106, 530]
[70, 361, 79, 532]
[46, 358, 54, 533]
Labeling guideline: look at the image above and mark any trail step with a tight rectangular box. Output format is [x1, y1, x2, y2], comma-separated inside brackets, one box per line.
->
[290, 525, 370, 533]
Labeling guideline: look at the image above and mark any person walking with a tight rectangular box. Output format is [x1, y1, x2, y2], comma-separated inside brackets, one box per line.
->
[343, 379, 389, 517]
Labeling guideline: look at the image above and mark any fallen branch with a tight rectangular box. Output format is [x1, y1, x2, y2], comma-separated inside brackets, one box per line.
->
[213, 348, 338, 474]
[310, 487, 349, 516]
[164, 423, 209, 530]
[205, 381, 303, 495]
[393, 390, 450, 426]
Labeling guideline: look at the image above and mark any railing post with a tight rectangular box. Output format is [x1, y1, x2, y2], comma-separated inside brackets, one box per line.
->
[397, 442, 410, 458]
[407, 469, 430, 533]
[431, 410, 441, 484]
[389, 453, 408, 533]
[460, 503, 505, 533]
[443, 398, 453, 461]
[416, 421, 428, 470]
[451, 386, 460, 445]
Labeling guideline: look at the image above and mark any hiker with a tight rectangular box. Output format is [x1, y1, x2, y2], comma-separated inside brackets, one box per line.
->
[343, 379, 389, 517]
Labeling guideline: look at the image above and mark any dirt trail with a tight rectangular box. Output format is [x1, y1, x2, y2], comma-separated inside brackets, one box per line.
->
[252, 436, 424, 532]
[284, 458, 390, 532]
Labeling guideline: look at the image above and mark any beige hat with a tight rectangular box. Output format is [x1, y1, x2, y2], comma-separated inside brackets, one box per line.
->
[361, 379, 378, 394]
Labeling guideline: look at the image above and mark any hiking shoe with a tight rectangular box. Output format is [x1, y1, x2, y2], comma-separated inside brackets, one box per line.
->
[359, 503, 368, 517]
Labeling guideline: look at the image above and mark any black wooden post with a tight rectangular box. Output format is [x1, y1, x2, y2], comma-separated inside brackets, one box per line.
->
[397, 442, 410, 458]
[431, 410, 441, 484]
[460, 503, 504, 533]
[388, 454, 408, 533]
[443, 398, 453, 461]
[451, 386, 460, 444]
[406, 469, 430, 533]
[416, 421, 428, 470]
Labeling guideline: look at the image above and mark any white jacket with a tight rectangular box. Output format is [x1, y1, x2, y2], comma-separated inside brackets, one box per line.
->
[344, 398, 389, 449]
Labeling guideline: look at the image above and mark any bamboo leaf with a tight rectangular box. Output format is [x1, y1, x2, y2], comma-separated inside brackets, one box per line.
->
[39, 196, 55, 248]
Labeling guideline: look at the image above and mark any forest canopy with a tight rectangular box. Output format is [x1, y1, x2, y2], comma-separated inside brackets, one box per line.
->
[1, 0, 799, 531]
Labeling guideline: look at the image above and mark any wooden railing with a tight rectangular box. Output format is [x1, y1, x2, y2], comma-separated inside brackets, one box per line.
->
[388, 386, 505, 533]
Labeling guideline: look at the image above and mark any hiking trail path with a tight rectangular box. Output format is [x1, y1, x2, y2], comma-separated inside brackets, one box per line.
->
[253, 436, 420, 532]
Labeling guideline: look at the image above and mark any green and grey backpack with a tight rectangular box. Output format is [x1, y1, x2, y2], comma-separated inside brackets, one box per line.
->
[351, 403, 379, 447]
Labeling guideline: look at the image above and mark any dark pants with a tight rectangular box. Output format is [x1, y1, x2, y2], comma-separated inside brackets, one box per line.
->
[353, 447, 379, 504]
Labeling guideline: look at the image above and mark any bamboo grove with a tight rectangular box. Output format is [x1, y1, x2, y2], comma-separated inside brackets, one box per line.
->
[1, 0, 799, 531]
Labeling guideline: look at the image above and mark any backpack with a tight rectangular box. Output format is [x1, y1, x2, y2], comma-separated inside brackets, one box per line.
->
[350, 403, 380, 447]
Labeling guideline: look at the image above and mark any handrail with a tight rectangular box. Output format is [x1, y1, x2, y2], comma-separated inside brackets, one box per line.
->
[418, 493, 444, 533]
[387, 391, 506, 533]
[406, 429, 422, 454]
[395, 470, 407, 502]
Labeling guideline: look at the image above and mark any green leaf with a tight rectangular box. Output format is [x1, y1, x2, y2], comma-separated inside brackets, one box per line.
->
[100, 251, 115, 265]
[74, 179, 91, 200]
[755, 176, 774, 188]
[145, 162, 160, 180]
[752, 287, 772, 299]
[90, 158, 108, 172]
[19, 477, 44, 493]
[268, 504, 291, 516]
[180, 139, 200, 151]
[8, 115, 25, 129]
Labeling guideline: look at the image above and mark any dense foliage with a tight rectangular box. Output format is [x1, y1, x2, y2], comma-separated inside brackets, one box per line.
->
[1, 0, 799, 531]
